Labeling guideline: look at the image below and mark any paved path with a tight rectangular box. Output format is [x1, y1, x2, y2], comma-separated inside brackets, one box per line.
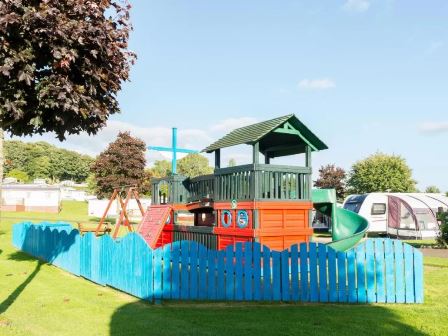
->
[420, 248, 448, 258]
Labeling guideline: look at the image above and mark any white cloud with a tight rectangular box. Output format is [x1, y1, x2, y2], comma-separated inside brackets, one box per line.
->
[343, 0, 370, 12]
[211, 117, 258, 132]
[425, 41, 444, 55]
[298, 78, 336, 90]
[419, 122, 448, 134]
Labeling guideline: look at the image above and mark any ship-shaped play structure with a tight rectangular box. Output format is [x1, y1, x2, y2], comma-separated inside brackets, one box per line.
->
[137, 115, 368, 251]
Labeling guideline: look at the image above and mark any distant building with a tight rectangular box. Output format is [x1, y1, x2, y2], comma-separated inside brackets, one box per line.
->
[0, 184, 61, 213]
[3, 177, 18, 184]
[88, 198, 152, 220]
[60, 187, 87, 202]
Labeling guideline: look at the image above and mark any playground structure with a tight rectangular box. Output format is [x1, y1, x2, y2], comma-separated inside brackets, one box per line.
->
[139, 115, 368, 251]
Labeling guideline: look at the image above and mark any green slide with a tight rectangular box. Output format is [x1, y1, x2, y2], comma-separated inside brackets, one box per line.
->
[312, 189, 369, 251]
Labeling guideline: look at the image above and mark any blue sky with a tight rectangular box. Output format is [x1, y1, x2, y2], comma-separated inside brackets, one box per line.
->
[20, 0, 448, 190]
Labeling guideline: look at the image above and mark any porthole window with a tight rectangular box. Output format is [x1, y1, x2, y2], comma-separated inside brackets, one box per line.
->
[236, 210, 249, 229]
[221, 210, 232, 228]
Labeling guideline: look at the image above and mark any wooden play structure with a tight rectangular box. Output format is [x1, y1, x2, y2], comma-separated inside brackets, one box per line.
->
[138, 114, 329, 250]
[95, 186, 145, 238]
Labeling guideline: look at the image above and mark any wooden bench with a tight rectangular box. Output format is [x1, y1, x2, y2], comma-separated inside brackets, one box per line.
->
[77, 222, 111, 236]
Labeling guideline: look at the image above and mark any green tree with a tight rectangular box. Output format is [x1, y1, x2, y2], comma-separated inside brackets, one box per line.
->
[425, 186, 441, 193]
[30, 156, 51, 180]
[6, 169, 29, 182]
[178, 154, 213, 178]
[347, 153, 416, 194]
[150, 160, 172, 178]
[314, 164, 347, 200]
[90, 132, 148, 199]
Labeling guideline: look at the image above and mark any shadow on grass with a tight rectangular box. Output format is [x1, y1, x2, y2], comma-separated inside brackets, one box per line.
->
[109, 301, 428, 336]
[8, 251, 36, 261]
[0, 261, 43, 315]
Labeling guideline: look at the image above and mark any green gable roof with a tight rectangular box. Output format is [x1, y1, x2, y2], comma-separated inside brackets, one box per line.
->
[202, 114, 328, 158]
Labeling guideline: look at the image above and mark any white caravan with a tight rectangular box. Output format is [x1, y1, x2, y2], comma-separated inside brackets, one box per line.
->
[342, 193, 448, 239]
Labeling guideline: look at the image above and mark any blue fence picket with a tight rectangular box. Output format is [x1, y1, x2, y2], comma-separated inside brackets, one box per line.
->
[189, 242, 199, 300]
[374, 239, 386, 303]
[290, 245, 299, 302]
[243, 242, 253, 301]
[355, 243, 366, 303]
[207, 249, 217, 300]
[235, 243, 244, 301]
[217, 250, 225, 300]
[299, 243, 308, 302]
[180, 240, 190, 300]
[262, 246, 271, 301]
[281, 249, 290, 302]
[163, 244, 172, 299]
[309, 243, 318, 302]
[252, 242, 261, 301]
[384, 239, 395, 303]
[365, 240, 375, 303]
[170, 241, 181, 300]
[404, 244, 415, 303]
[272, 251, 281, 301]
[328, 248, 337, 303]
[225, 245, 235, 300]
[318, 244, 328, 302]
[413, 249, 424, 303]
[337, 252, 347, 303]
[198, 245, 208, 300]
[347, 249, 357, 303]
[394, 241, 405, 303]
[11, 223, 425, 305]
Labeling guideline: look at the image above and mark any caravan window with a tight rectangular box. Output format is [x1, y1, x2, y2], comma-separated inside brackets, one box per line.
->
[344, 202, 362, 213]
[400, 204, 416, 230]
[371, 203, 386, 215]
[414, 209, 438, 230]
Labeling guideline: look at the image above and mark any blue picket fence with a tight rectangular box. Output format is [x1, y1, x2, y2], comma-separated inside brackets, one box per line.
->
[12, 222, 424, 303]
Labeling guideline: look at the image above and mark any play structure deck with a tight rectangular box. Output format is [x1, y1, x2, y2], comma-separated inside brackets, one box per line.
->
[139, 115, 367, 252]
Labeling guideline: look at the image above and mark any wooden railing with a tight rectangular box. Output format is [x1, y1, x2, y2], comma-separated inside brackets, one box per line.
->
[151, 164, 312, 204]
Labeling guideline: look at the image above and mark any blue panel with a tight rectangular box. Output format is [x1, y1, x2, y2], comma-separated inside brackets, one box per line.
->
[337, 252, 347, 302]
[189, 242, 199, 300]
[235, 243, 243, 301]
[290, 245, 299, 302]
[252, 242, 262, 301]
[198, 245, 208, 300]
[153, 246, 163, 300]
[299, 243, 309, 302]
[318, 244, 328, 302]
[355, 243, 366, 303]
[217, 250, 226, 300]
[384, 239, 395, 303]
[170, 241, 181, 300]
[243, 242, 253, 301]
[272, 251, 281, 301]
[308, 243, 318, 303]
[262, 246, 271, 301]
[281, 249, 290, 302]
[328, 247, 337, 303]
[181, 240, 190, 300]
[207, 249, 217, 300]
[374, 239, 385, 303]
[225, 245, 235, 300]
[365, 240, 376, 303]
[404, 244, 415, 303]
[163, 244, 171, 300]
[413, 249, 424, 303]
[347, 249, 357, 303]
[394, 241, 405, 303]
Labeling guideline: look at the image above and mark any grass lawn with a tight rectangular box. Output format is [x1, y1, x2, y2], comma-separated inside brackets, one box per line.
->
[1, 202, 447, 336]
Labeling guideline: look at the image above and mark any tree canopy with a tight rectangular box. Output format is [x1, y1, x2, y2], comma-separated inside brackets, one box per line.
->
[4, 140, 93, 182]
[91, 132, 148, 199]
[347, 152, 416, 194]
[149, 154, 213, 179]
[0, 0, 135, 140]
[314, 164, 347, 200]
[425, 186, 441, 193]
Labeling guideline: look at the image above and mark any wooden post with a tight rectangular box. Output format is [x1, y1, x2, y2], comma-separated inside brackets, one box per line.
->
[215, 149, 221, 169]
[253, 142, 259, 164]
[264, 152, 270, 164]
[305, 145, 312, 199]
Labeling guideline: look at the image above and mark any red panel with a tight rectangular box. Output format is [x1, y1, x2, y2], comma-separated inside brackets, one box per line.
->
[138, 205, 172, 249]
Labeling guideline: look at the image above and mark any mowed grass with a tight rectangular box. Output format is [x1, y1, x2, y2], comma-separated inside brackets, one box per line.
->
[0, 202, 447, 336]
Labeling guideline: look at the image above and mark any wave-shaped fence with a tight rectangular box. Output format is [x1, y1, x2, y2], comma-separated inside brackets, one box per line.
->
[12, 222, 423, 303]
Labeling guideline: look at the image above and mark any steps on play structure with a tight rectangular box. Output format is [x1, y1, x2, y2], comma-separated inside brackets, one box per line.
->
[138, 205, 172, 249]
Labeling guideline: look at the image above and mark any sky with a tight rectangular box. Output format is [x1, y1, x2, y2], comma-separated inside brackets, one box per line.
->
[12, 0, 448, 190]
